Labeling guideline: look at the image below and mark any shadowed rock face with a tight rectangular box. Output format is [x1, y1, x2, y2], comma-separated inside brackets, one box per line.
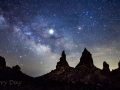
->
[0, 56, 6, 67]
[76, 48, 94, 68]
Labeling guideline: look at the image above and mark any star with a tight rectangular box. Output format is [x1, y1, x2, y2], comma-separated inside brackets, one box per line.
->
[49, 29, 54, 35]
[78, 27, 82, 30]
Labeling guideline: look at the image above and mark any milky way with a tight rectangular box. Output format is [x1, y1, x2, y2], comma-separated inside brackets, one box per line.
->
[0, 0, 120, 76]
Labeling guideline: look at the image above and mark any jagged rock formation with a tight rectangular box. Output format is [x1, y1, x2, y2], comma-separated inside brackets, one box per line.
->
[38, 49, 105, 84]
[1, 48, 120, 90]
[55, 51, 70, 74]
[76, 48, 94, 68]
[100, 61, 110, 77]
[35, 49, 115, 90]
[0, 56, 6, 67]
[12, 65, 21, 71]
[0, 56, 33, 89]
[102, 61, 110, 74]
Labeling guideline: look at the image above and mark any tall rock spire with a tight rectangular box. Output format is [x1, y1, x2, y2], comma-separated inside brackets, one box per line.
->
[56, 51, 69, 72]
[76, 48, 94, 68]
[103, 61, 110, 71]
[61, 51, 66, 59]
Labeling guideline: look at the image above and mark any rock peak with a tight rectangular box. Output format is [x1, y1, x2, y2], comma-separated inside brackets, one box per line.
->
[103, 61, 109, 68]
[101, 61, 110, 74]
[12, 65, 21, 71]
[83, 48, 91, 55]
[76, 48, 94, 68]
[84, 48, 87, 51]
[56, 51, 69, 73]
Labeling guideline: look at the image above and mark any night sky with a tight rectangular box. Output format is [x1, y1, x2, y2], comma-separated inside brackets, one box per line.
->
[0, 0, 120, 77]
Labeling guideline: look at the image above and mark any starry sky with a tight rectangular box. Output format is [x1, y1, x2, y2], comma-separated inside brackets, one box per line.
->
[0, 0, 120, 77]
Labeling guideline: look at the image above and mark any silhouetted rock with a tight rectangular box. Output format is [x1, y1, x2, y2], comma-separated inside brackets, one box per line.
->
[0, 56, 6, 67]
[0, 56, 33, 89]
[101, 61, 110, 76]
[36, 49, 106, 86]
[102, 61, 110, 72]
[12, 65, 21, 71]
[55, 51, 69, 74]
[76, 48, 94, 68]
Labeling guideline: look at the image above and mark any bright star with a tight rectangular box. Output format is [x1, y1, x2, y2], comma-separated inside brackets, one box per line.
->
[78, 27, 82, 30]
[49, 29, 54, 35]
